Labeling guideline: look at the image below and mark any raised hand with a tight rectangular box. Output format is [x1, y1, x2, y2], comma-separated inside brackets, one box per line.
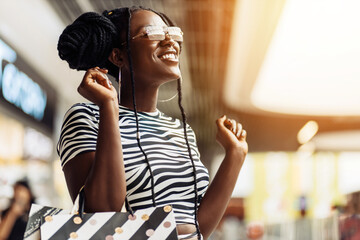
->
[215, 115, 248, 157]
[77, 67, 118, 107]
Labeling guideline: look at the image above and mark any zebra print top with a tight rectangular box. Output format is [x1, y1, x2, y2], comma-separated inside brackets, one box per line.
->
[57, 103, 210, 225]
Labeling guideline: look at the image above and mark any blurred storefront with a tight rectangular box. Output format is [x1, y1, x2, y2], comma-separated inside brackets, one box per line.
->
[210, 151, 360, 239]
[0, 36, 62, 212]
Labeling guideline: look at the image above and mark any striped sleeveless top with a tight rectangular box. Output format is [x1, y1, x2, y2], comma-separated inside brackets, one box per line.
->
[57, 103, 209, 225]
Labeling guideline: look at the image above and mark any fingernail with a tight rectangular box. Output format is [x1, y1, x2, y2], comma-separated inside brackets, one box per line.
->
[241, 130, 246, 137]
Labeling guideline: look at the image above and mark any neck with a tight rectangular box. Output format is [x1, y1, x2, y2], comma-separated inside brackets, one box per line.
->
[120, 85, 159, 113]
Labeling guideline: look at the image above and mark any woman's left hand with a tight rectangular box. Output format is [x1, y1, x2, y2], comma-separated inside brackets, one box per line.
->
[215, 115, 248, 156]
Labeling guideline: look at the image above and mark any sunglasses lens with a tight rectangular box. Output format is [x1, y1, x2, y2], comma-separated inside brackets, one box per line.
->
[147, 33, 165, 41]
[169, 34, 183, 42]
[167, 27, 183, 42]
[146, 26, 165, 41]
[144, 26, 183, 42]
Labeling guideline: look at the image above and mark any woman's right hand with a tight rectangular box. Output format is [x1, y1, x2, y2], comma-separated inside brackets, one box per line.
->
[77, 67, 118, 107]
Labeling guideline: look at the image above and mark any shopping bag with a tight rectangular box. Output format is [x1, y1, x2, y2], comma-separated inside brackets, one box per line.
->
[24, 188, 178, 240]
[40, 205, 178, 239]
[24, 204, 70, 240]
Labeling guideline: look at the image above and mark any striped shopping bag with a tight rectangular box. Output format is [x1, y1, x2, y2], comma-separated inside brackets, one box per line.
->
[24, 204, 70, 240]
[23, 188, 178, 240]
[40, 205, 178, 240]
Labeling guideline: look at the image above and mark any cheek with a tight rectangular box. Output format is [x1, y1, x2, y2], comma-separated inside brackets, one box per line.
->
[131, 54, 157, 73]
[130, 49, 157, 70]
[130, 42, 158, 58]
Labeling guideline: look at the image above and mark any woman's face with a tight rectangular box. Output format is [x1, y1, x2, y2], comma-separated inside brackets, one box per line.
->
[13, 185, 32, 212]
[124, 10, 181, 86]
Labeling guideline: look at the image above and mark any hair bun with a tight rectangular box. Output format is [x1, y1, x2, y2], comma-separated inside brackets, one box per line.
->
[57, 12, 118, 70]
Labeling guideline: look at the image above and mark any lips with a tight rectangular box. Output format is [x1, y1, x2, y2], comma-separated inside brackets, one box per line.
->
[158, 49, 178, 61]
[159, 53, 177, 60]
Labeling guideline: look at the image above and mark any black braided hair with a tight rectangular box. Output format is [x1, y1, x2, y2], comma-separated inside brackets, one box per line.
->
[124, 7, 157, 208]
[177, 78, 201, 238]
[57, 6, 200, 239]
[57, 12, 118, 72]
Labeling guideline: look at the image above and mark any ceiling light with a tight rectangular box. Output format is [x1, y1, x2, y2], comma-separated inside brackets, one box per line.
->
[297, 120, 319, 145]
[251, 0, 360, 116]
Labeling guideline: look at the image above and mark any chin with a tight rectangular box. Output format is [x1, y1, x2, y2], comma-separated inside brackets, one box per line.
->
[157, 71, 180, 83]
[167, 73, 181, 82]
[167, 67, 182, 80]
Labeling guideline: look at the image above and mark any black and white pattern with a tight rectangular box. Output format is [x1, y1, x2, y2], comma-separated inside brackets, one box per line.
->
[57, 103, 209, 225]
[40, 205, 178, 240]
[24, 204, 70, 240]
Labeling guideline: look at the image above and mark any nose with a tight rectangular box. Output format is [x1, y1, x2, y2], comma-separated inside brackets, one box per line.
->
[160, 33, 178, 47]
[164, 32, 174, 41]
[160, 33, 177, 46]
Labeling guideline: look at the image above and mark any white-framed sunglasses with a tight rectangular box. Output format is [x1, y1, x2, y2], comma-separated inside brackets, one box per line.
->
[132, 25, 183, 42]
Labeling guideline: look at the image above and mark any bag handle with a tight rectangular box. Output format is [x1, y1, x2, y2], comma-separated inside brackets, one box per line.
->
[70, 186, 85, 218]
[71, 186, 134, 217]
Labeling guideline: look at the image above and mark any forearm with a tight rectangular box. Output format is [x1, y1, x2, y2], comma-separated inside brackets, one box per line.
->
[0, 212, 18, 239]
[198, 148, 245, 239]
[84, 100, 126, 212]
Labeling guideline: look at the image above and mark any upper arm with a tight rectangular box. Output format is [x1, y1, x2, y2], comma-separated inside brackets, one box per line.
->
[63, 151, 95, 202]
[57, 104, 99, 167]
[57, 104, 99, 201]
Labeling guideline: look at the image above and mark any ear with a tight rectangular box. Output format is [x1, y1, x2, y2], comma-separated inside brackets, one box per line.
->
[108, 48, 125, 68]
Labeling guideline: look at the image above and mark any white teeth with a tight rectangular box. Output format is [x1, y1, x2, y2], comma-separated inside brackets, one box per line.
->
[160, 53, 177, 60]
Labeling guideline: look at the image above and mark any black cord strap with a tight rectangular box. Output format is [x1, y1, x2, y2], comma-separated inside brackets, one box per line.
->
[177, 78, 201, 240]
[126, 8, 157, 208]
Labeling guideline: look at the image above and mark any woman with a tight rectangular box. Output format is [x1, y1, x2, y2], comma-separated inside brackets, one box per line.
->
[0, 180, 34, 240]
[57, 6, 247, 240]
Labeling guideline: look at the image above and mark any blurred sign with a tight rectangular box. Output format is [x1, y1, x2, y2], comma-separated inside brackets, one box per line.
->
[0, 37, 56, 131]
[0, 39, 47, 120]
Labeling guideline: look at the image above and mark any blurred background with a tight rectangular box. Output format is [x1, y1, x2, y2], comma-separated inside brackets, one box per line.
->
[0, 0, 360, 239]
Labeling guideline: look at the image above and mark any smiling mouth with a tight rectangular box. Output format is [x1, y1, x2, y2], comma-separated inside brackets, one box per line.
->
[159, 53, 178, 61]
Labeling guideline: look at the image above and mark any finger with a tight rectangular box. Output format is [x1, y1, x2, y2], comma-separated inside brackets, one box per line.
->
[96, 70, 109, 81]
[236, 123, 243, 138]
[92, 70, 111, 89]
[224, 118, 232, 130]
[217, 115, 232, 133]
[231, 119, 237, 133]
[99, 78, 112, 89]
[240, 129, 247, 139]
[98, 68, 108, 74]
[216, 115, 226, 127]
[93, 67, 108, 77]
[89, 67, 108, 80]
